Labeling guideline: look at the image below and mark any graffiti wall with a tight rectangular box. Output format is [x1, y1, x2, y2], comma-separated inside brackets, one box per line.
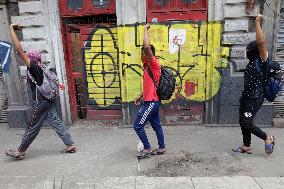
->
[83, 27, 122, 109]
[82, 21, 229, 109]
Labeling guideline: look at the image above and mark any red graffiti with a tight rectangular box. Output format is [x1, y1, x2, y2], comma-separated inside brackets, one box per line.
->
[175, 92, 183, 98]
[172, 36, 178, 45]
[184, 81, 197, 97]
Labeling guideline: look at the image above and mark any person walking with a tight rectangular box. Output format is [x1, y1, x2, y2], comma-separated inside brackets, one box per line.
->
[233, 14, 277, 155]
[134, 24, 166, 159]
[5, 22, 76, 160]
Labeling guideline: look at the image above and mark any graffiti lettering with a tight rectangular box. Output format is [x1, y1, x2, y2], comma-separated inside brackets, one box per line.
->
[83, 21, 229, 108]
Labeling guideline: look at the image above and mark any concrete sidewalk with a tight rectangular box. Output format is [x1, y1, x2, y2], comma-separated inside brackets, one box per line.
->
[1, 121, 284, 188]
[1, 176, 284, 189]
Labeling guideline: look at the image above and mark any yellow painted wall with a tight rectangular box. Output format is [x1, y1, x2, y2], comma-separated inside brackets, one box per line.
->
[83, 22, 229, 107]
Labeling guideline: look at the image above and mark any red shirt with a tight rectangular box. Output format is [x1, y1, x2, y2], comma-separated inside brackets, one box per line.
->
[143, 57, 161, 101]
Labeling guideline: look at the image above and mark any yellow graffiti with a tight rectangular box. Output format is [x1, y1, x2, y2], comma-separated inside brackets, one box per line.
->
[84, 22, 229, 107]
[84, 28, 121, 107]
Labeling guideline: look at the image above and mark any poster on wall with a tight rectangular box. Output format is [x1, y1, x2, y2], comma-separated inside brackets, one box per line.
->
[169, 29, 186, 54]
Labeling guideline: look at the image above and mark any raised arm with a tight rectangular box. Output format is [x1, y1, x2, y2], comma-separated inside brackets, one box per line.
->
[10, 22, 30, 67]
[255, 14, 268, 63]
[143, 24, 154, 62]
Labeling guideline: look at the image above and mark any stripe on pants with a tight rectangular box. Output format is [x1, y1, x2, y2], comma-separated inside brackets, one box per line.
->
[139, 103, 154, 125]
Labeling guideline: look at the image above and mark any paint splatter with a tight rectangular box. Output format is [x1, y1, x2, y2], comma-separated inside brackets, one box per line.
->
[184, 81, 197, 97]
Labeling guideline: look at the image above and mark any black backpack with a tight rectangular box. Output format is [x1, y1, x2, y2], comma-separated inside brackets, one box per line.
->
[147, 66, 176, 100]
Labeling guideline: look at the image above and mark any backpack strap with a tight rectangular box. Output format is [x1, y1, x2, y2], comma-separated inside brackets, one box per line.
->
[255, 58, 271, 92]
[146, 66, 158, 88]
[255, 58, 262, 73]
[26, 70, 39, 102]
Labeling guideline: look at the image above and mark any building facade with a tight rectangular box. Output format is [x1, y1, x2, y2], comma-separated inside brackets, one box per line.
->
[0, 0, 282, 127]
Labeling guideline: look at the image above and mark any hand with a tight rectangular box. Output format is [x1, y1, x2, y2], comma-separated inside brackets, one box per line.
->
[145, 24, 150, 30]
[135, 96, 142, 106]
[255, 14, 263, 23]
[58, 84, 65, 90]
[10, 22, 20, 30]
[246, 0, 255, 15]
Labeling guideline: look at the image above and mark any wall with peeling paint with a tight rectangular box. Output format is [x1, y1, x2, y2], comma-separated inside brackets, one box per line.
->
[218, 0, 277, 126]
[84, 22, 229, 104]
[82, 21, 229, 125]
[60, 0, 279, 126]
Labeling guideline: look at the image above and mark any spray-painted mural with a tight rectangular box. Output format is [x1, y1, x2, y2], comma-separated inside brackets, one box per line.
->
[83, 27, 121, 108]
[83, 22, 229, 108]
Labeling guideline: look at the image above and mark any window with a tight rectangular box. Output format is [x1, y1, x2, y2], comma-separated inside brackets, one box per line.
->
[67, 0, 83, 10]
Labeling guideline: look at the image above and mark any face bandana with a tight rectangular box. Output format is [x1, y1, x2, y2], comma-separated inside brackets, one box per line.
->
[26, 49, 42, 65]
[142, 56, 151, 68]
[246, 40, 260, 62]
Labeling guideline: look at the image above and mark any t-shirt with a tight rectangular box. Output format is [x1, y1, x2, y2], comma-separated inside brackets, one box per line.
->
[27, 61, 44, 100]
[143, 57, 161, 101]
[241, 57, 269, 99]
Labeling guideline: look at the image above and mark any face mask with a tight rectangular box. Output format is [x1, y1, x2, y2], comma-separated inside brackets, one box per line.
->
[142, 56, 150, 67]
[246, 49, 260, 61]
[246, 41, 260, 61]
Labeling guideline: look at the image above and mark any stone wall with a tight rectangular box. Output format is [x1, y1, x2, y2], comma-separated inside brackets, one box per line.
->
[218, 0, 274, 126]
[6, 0, 71, 127]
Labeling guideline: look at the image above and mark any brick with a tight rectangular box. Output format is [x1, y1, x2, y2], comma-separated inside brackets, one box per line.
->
[224, 19, 249, 32]
[224, 4, 260, 18]
[223, 33, 255, 45]
[230, 46, 247, 58]
[224, 5, 247, 18]
[18, 1, 43, 14]
[226, 0, 247, 4]
[11, 14, 44, 27]
[22, 28, 46, 40]
[273, 118, 284, 128]
[20, 41, 47, 52]
[231, 59, 249, 72]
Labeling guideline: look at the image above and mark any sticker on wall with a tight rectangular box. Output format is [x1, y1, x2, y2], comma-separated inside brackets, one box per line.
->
[93, 0, 110, 8]
[169, 29, 186, 54]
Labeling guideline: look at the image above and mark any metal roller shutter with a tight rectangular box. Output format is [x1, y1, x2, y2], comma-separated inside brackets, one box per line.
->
[0, 67, 7, 123]
[273, 4, 284, 118]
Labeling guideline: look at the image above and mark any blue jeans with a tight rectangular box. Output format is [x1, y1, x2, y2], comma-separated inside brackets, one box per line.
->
[18, 99, 74, 152]
[133, 101, 165, 150]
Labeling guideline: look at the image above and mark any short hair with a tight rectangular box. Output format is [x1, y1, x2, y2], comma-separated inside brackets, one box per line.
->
[246, 40, 258, 52]
[141, 44, 155, 56]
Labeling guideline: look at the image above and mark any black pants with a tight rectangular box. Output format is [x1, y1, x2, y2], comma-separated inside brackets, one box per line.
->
[239, 97, 267, 147]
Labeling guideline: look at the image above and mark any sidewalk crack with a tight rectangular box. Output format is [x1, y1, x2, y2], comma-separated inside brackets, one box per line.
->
[60, 175, 64, 189]
[252, 177, 264, 189]
[191, 177, 196, 189]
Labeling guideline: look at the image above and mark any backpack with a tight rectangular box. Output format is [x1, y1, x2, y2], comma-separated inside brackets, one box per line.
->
[264, 77, 282, 102]
[27, 66, 59, 100]
[255, 59, 282, 102]
[147, 66, 176, 100]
